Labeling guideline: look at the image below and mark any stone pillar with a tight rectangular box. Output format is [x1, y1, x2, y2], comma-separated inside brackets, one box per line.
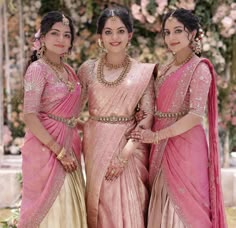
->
[0, 3, 4, 162]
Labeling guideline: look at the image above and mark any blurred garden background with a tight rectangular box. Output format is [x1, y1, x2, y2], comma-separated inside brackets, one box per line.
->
[0, 0, 236, 227]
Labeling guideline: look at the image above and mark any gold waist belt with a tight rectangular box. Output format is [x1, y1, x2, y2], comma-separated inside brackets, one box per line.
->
[90, 114, 134, 124]
[48, 113, 78, 128]
[155, 110, 188, 119]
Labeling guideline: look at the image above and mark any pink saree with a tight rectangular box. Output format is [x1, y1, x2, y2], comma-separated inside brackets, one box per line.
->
[148, 57, 226, 227]
[18, 60, 85, 228]
[78, 59, 155, 228]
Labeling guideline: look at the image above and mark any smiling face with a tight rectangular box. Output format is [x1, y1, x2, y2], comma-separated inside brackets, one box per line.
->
[163, 17, 195, 54]
[100, 16, 132, 54]
[42, 22, 72, 56]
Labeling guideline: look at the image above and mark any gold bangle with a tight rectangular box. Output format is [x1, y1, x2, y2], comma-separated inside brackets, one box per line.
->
[154, 132, 159, 144]
[57, 147, 66, 160]
[117, 155, 128, 165]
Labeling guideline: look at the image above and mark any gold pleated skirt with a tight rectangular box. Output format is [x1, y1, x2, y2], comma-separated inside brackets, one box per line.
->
[39, 165, 87, 228]
[148, 170, 186, 228]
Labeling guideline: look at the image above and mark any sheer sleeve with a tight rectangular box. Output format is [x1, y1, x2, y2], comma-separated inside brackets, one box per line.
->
[77, 60, 95, 111]
[23, 62, 46, 114]
[189, 62, 212, 117]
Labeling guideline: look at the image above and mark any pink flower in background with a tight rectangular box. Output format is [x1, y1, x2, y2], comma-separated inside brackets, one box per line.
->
[221, 16, 234, 29]
[131, 4, 145, 23]
[32, 39, 41, 51]
[232, 117, 236, 126]
[3, 125, 12, 146]
[156, 0, 168, 15]
[141, 0, 156, 23]
[176, 0, 196, 10]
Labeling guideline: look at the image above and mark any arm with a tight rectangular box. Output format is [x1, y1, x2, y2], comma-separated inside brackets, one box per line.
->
[131, 62, 212, 143]
[120, 76, 155, 157]
[158, 62, 212, 140]
[76, 61, 91, 130]
[105, 76, 155, 181]
[24, 63, 77, 172]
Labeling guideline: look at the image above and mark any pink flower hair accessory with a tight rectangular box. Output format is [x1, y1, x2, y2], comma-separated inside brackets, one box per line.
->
[32, 29, 41, 51]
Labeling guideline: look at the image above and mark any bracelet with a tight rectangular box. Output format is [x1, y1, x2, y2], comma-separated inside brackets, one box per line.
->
[57, 147, 66, 160]
[154, 132, 159, 144]
[117, 155, 128, 165]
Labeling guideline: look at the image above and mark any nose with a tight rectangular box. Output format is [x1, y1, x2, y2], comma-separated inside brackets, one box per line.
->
[58, 34, 64, 42]
[111, 32, 118, 40]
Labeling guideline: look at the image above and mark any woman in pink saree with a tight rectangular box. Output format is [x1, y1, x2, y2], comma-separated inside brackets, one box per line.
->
[131, 9, 227, 228]
[78, 6, 155, 228]
[18, 12, 87, 228]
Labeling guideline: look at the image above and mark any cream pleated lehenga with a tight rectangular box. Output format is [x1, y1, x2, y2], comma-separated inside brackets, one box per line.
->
[39, 164, 87, 228]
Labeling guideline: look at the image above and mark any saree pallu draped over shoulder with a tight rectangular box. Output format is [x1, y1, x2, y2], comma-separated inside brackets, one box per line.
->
[18, 63, 85, 228]
[80, 59, 155, 228]
[149, 57, 227, 228]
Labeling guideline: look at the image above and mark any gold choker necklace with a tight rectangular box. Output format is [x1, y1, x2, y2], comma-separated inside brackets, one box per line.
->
[97, 54, 131, 87]
[42, 56, 75, 92]
[104, 55, 130, 69]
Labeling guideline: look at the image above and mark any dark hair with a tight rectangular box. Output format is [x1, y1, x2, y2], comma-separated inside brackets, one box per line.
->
[96, 6, 133, 34]
[26, 11, 75, 70]
[162, 8, 201, 40]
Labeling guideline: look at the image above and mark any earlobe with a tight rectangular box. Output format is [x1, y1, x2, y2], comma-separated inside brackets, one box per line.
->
[128, 32, 133, 40]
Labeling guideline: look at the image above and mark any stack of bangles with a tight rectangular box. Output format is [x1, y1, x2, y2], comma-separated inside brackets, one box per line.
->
[117, 155, 128, 167]
[57, 147, 66, 160]
[46, 138, 66, 160]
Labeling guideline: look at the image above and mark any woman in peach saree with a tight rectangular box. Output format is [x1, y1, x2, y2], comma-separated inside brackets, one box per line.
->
[78, 6, 155, 228]
[131, 9, 227, 228]
[18, 12, 87, 228]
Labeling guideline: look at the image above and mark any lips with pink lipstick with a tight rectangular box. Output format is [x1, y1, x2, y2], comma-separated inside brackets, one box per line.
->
[170, 42, 180, 46]
[110, 42, 121, 46]
[54, 44, 65, 48]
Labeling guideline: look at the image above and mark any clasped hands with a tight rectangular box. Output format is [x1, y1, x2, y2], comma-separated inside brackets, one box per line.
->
[129, 127, 159, 144]
[131, 109, 159, 144]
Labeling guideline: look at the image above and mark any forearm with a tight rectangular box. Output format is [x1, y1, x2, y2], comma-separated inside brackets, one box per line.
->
[157, 113, 202, 140]
[24, 113, 61, 154]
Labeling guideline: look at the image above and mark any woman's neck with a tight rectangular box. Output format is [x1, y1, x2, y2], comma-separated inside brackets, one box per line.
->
[105, 52, 127, 65]
[174, 48, 194, 66]
[44, 51, 61, 64]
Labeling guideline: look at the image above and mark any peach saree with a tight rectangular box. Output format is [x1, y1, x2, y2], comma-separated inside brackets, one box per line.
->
[78, 59, 155, 228]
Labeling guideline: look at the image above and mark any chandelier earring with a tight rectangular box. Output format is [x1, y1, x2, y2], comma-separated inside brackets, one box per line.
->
[189, 28, 204, 55]
[37, 42, 46, 59]
[62, 49, 71, 62]
[126, 41, 131, 51]
[97, 38, 107, 53]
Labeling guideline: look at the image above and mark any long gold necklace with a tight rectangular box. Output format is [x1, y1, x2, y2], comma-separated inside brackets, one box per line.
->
[42, 56, 76, 92]
[97, 54, 132, 87]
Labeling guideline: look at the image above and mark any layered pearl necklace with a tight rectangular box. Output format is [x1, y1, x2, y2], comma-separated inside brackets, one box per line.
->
[97, 54, 132, 87]
[42, 56, 75, 92]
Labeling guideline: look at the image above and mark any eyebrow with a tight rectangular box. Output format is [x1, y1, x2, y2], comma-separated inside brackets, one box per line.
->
[163, 26, 183, 31]
[104, 26, 126, 30]
[50, 28, 71, 33]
